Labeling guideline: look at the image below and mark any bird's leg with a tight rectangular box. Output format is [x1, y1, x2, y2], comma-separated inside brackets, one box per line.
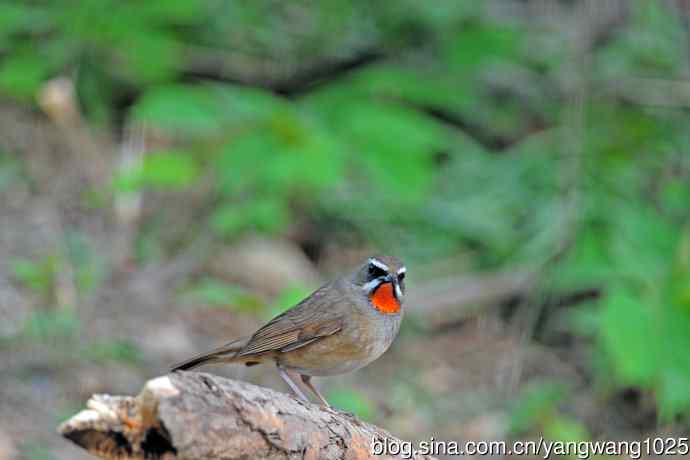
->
[277, 366, 310, 403]
[300, 374, 331, 408]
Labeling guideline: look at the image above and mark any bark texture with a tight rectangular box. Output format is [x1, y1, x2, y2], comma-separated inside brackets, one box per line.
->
[58, 372, 435, 460]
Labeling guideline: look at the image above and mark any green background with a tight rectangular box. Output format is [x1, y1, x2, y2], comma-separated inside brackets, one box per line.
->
[1, 1, 689, 458]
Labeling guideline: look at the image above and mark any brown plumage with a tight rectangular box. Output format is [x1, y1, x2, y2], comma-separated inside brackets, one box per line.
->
[172, 255, 407, 406]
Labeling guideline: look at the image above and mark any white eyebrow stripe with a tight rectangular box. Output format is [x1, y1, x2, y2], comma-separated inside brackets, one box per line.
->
[362, 278, 384, 293]
[368, 258, 389, 271]
[397, 266, 406, 274]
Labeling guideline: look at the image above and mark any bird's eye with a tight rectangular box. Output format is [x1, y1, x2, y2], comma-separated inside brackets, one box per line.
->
[368, 264, 387, 279]
[397, 272, 405, 282]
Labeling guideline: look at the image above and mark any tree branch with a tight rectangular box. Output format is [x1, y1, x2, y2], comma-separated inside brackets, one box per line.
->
[58, 372, 435, 460]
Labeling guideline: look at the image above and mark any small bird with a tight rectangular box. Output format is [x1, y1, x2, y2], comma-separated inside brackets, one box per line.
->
[172, 255, 406, 407]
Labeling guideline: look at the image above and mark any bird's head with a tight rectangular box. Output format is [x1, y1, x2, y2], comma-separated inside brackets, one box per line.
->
[353, 255, 406, 314]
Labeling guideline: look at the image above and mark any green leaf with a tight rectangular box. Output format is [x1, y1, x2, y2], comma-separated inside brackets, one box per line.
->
[0, 3, 32, 40]
[543, 417, 590, 444]
[140, 151, 199, 187]
[445, 22, 522, 72]
[304, 65, 472, 115]
[211, 85, 291, 122]
[209, 204, 251, 236]
[0, 51, 51, 99]
[215, 113, 343, 197]
[209, 197, 290, 237]
[508, 381, 567, 435]
[655, 299, 690, 418]
[132, 85, 223, 136]
[114, 150, 199, 191]
[609, 205, 678, 284]
[333, 102, 448, 202]
[119, 30, 180, 83]
[554, 227, 612, 289]
[658, 370, 690, 421]
[137, 0, 205, 24]
[10, 256, 59, 296]
[600, 287, 658, 385]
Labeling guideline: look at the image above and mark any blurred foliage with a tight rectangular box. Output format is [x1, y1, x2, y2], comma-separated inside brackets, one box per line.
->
[0, 148, 24, 190]
[183, 277, 264, 312]
[23, 444, 56, 460]
[114, 150, 200, 192]
[326, 387, 374, 421]
[265, 285, 313, 320]
[2, 0, 690, 425]
[510, 382, 593, 459]
[83, 339, 143, 365]
[23, 310, 80, 341]
[10, 235, 102, 303]
[10, 256, 60, 299]
[508, 381, 568, 436]
[64, 230, 104, 295]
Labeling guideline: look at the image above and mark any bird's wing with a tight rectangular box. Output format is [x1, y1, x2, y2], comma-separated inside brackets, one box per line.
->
[237, 284, 345, 357]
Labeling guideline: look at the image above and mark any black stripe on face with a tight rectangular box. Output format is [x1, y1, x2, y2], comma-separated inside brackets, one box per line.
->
[368, 259, 389, 280]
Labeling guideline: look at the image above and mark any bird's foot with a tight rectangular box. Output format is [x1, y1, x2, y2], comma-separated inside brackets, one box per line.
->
[325, 406, 356, 419]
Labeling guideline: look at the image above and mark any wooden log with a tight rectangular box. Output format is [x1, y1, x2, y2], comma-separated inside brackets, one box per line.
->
[58, 372, 435, 460]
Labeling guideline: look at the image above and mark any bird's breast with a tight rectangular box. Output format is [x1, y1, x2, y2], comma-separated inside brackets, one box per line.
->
[370, 282, 401, 314]
[278, 312, 401, 376]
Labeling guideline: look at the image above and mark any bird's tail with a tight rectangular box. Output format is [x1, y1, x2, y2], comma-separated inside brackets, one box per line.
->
[171, 337, 251, 371]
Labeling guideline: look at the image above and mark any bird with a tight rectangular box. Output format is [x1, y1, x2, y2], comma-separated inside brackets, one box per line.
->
[172, 255, 406, 407]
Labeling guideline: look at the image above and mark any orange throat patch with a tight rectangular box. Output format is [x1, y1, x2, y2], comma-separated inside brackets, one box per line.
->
[370, 282, 401, 314]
